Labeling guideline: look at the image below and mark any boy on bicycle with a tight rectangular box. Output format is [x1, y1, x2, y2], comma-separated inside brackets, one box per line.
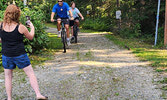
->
[69, 1, 84, 41]
[51, 0, 74, 46]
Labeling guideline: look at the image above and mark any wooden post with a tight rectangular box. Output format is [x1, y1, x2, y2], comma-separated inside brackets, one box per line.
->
[165, 0, 167, 45]
[117, 0, 119, 7]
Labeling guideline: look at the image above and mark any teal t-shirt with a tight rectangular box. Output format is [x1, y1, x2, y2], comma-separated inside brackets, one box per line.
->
[68, 7, 80, 19]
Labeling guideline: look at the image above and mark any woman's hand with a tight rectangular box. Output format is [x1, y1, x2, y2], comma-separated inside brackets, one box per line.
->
[27, 21, 34, 28]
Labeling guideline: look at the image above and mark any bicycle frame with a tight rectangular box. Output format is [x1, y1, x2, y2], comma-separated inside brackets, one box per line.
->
[73, 20, 79, 43]
[61, 21, 67, 53]
[54, 20, 67, 53]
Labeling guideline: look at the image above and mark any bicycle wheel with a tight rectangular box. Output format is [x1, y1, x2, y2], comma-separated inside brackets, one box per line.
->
[73, 25, 78, 43]
[61, 30, 66, 53]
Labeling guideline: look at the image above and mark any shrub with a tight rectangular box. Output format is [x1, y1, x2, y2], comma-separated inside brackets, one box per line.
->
[82, 17, 112, 31]
[21, 7, 49, 53]
[0, 7, 49, 53]
[119, 23, 141, 38]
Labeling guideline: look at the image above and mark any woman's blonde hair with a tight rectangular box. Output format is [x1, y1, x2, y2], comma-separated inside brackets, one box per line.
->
[3, 4, 21, 24]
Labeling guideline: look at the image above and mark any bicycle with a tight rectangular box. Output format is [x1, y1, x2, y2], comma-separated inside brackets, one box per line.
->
[71, 20, 79, 43]
[54, 19, 67, 53]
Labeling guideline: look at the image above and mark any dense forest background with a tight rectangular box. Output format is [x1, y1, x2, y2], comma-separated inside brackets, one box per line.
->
[0, 0, 166, 49]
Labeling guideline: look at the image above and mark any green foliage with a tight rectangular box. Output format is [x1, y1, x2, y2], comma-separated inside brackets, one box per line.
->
[0, 11, 4, 21]
[0, 7, 49, 53]
[82, 18, 112, 31]
[157, 27, 165, 47]
[119, 23, 141, 38]
[72, 0, 165, 47]
[0, 0, 24, 10]
[21, 7, 49, 53]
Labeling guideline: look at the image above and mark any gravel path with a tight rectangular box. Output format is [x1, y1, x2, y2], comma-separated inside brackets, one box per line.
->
[0, 28, 164, 100]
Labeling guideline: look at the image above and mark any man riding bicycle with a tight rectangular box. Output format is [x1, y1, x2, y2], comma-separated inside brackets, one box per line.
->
[69, 1, 84, 41]
[51, 0, 74, 46]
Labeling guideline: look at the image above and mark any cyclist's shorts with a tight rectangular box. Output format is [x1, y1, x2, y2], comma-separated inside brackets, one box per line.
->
[74, 17, 79, 21]
[56, 17, 69, 25]
[2, 53, 31, 69]
[69, 17, 79, 26]
[69, 20, 74, 26]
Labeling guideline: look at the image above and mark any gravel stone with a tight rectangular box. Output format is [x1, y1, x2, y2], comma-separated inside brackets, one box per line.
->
[0, 28, 164, 100]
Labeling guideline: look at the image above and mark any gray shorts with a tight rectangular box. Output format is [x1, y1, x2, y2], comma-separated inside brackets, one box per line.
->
[57, 18, 69, 25]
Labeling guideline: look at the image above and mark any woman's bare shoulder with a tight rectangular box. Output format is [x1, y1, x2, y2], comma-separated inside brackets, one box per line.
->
[18, 24, 27, 34]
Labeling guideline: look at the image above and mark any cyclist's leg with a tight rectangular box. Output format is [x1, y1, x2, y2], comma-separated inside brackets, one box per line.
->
[57, 18, 61, 31]
[65, 24, 70, 38]
[75, 17, 80, 27]
[63, 19, 70, 38]
[69, 20, 74, 36]
[62, 19, 71, 45]
[57, 18, 61, 37]
[71, 26, 74, 36]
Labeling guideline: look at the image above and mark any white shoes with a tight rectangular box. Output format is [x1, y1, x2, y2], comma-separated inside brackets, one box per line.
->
[67, 39, 71, 46]
[57, 31, 61, 37]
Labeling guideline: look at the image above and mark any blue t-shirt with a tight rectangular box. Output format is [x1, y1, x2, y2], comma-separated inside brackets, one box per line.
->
[52, 2, 70, 18]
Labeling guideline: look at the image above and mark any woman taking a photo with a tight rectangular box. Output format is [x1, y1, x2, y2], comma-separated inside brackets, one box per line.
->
[0, 4, 48, 100]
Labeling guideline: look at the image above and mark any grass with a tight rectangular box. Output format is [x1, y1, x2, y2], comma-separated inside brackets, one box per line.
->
[84, 50, 94, 60]
[30, 26, 62, 66]
[105, 33, 167, 72]
[45, 22, 57, 28]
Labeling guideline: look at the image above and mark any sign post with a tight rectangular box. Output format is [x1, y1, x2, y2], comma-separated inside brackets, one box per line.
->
[24, 0, 27, 6]
[154, 0, 161, 46]
[116, 10, 121, 20]
[116, 0, 121, 29]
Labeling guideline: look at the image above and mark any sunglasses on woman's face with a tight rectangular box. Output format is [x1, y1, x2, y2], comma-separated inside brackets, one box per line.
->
[58, 1, 62, 2]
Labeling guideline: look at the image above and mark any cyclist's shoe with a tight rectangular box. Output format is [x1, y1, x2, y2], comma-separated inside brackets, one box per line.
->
[67, 39, 71, 46]
[71, 36, 75, 43]
[57, 31, 61, 37]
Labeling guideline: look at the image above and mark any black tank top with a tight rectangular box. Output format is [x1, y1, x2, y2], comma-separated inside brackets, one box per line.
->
[0, 23, 26, 57]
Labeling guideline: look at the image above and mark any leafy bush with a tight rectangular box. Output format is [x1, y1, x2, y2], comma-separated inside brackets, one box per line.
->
[157, 27, 165, 47]
[119, 23, 141, 38]
[0, 7, 49, 53]
[82, 18, 112, 31]
[21, 7, 49, 53]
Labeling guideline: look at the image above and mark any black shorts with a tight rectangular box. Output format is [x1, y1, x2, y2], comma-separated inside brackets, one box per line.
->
[69, 17, 79, 26]
[56, 17, 69, 25]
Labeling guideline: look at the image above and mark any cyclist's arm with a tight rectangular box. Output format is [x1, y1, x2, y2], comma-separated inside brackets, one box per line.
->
[69, 10, 73, 18]
[51, 4, 57, 22]
[78, 13, 84, 20]
[76, 8, 84, 20]
[51, 12, 55, 22]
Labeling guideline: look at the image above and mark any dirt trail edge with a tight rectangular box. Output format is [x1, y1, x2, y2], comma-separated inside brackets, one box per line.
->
[0, 28, 164, 100]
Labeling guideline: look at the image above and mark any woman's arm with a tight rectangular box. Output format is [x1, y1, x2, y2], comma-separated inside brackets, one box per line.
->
[19, 22, 35, 40]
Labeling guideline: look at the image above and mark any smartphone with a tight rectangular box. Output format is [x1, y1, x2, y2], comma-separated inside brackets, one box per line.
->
[26, 16, 30, 20]
[26, 16, 31, 26]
